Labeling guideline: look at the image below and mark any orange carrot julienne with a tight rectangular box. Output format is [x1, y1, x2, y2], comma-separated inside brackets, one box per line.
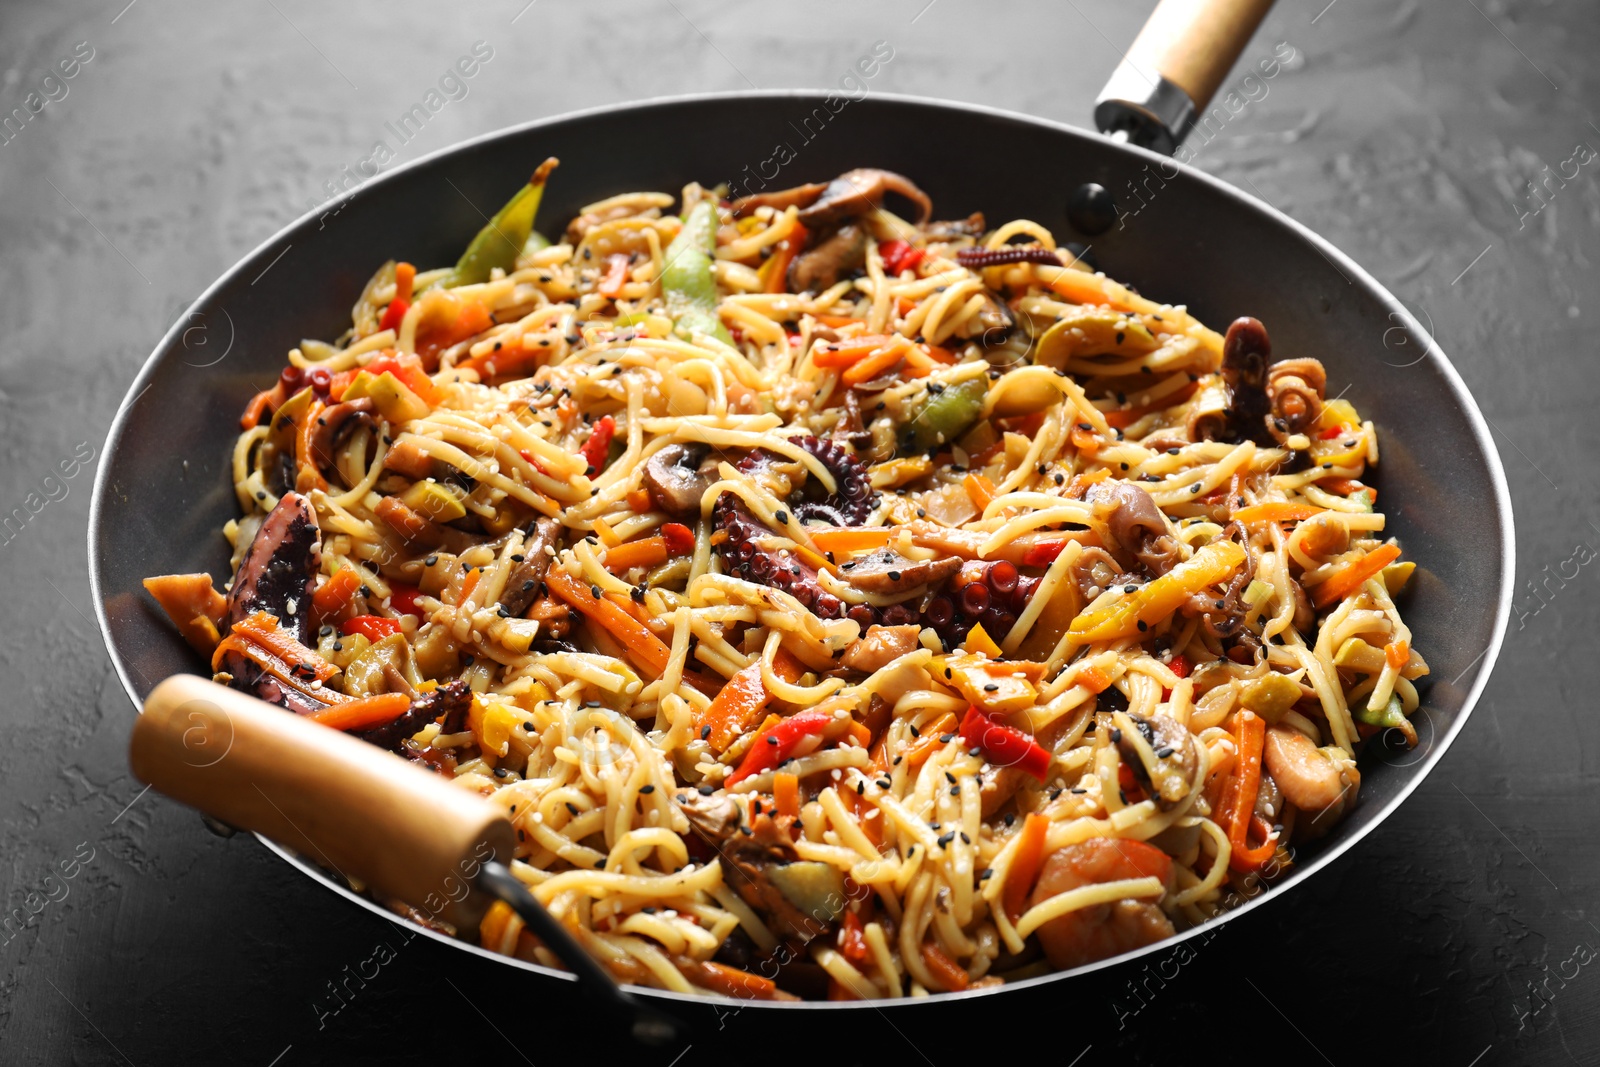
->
[311, 566, 363, 620]
[1233, 501, 1323, 525]
[307, 692, 412, 732]
[546, 568, 673, 676]
[457, 567, 481, 607]
[1004, 813, 1050, 921]
[774, 772, 800, 819]
[626, 488, 653, 512]
[964, 472, 996, 513]
[1312, 543, 1402, 608]
[1223, 711, 1278, 872]
[693, 961, 783, 1000]
[920, 941, 970, 992]
[1385, 639, 1410, 670]
[808, 527, 894, 554]
[699, 649, 804, 751]
[233, 612, 338, 683]
[604, 536, 669, 573]
[393, 261, 416, 305]
[840, 342, 907, 386]
[810, 335, 893, 368]
[1078, 666, 1112, 694]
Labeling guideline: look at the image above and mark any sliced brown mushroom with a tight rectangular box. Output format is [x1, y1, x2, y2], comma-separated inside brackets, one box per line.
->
[797, 168, 933, 229]
[836, 548, 961, 595]
[787, 222, 868, 293]
[1115, 712, 1198, 810]
[643, 443, 718, 516]
[498, 517, 561, 617]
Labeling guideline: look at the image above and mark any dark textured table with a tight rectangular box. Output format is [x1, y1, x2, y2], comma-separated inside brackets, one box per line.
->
[2, 1, 1595, 1063]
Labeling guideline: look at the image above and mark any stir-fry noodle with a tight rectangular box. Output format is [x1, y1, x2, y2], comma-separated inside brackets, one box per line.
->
[144, 163, 1425, 999]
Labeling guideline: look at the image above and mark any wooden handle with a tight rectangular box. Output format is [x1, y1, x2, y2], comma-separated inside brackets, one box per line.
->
[130, 675, 514, 930]
[1127, 0, 1275, 113]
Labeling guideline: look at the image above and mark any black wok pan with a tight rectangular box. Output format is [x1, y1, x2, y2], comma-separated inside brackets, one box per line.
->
[88, 26, 1514, 1022]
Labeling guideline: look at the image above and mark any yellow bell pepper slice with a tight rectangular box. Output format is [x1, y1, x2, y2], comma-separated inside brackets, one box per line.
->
[1068, 540, 1246, 642]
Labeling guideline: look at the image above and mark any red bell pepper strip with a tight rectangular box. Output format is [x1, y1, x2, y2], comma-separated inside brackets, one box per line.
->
[378, 297, 410, 333]
[879, 239, 925, 276]
[660, 522, 696, 556]
[341, 615, 403, 642]
[581, 415, 616, 476]
[1019, 540, 1068, 567]
[387, 581, 424, 617]
[726, 710, 832, 787]
[959, 705, 1051, 781]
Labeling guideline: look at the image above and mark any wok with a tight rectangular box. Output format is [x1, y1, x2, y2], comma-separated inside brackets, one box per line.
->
[88, 0, 1514, 1025]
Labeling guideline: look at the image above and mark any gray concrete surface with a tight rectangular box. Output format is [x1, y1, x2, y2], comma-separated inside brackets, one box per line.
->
[0, 0, 1595, 1063]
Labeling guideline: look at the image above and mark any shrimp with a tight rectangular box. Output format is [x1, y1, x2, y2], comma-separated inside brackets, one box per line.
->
[1262, 726, 1359, 839]
[1030, 838, 1176, 969]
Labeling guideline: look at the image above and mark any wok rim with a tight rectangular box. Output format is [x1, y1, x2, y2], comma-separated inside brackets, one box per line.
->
[88, 88, 1516, 1011]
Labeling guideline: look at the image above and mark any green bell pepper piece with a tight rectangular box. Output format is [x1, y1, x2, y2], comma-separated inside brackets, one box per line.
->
[661, 199, 733, 345]
[444, 157, 558, 288]
[1354, 692, 1406, 729]
[899, 377, 988, 453]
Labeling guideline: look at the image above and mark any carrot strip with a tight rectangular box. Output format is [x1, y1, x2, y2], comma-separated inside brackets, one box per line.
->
[791, 541, 840, 577]
[311, 566, 363, 621]
[699, 650, 804, 751]
[905, 712, 958, 769]
[307, 692, 412, 732]
[240, 389, 275, 431]
[457, 567, 482, 607]
[295, 398, 329, 492]
[1223, 711, 1279, 872]
[1385, 639, 1410, 670]
[1312, 543, 1402, 608]
[1102, 381, 1200, 429]
[1003, 813, 1050, 921]
[604, 536, 669, 573]
[810, 335, 893, 368]
[808, 527, 894, 555]
[963, 472, 996, 513]
[393, 262, 416, 305]
[693, 961, 784, 1000]
[1078, 666, 1112, 694]
[626, 488, 653, 512]
[546, 568, 673, 676]
[774, 772, 800, 819]
[231, 612, 338, 683]
[840, 342, 908, 386]
[920, 941, 970, 992]
[1233, 501, 1323, 525]
[1320, 477, 1372, 498]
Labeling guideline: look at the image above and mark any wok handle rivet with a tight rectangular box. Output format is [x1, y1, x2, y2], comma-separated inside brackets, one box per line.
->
[1068, 183, 1117, 236]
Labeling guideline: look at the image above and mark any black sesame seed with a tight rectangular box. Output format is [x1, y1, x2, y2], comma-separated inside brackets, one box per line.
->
[639, 784, 656, 794]
[700, 725, 711, 740]
[1136, 620, 1148, 632]
[1110, 728, 1123, 743]
[939, 733, 955, 743]
[1156, 746, 1174, 759]
[698, 783, 715, 795]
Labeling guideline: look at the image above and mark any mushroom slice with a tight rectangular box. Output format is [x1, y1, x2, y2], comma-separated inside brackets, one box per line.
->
[643, 443, 716, 516]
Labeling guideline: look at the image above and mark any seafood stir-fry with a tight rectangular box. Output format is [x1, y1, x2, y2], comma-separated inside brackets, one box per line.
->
[145, 161, 1424, 999]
